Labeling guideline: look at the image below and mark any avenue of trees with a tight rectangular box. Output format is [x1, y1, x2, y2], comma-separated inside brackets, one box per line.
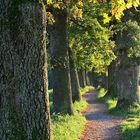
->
[0, 0, 140, 139]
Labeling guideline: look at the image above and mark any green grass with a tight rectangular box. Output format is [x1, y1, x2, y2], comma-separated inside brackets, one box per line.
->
[97, 88, 140, 140]
[49, 86, 93, 140]
[80, 86, 95, 95]
[52, 100, 87, 140]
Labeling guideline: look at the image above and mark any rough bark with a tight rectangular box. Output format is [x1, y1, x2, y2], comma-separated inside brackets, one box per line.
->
[78, 69, 86, 88]
[49, 9, 73, 115]
[0, 1, 51, 139]
[69, 48, 81, 102]
[115, 9, 140, 108]
[116, 12, 140, 108]
[116, 50, 140, 108]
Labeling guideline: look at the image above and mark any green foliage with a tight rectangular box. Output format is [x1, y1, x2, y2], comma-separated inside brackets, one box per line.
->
[80, 86, 95, 95]
[97, 88, 140, 140]
[97, 88, 107, 99]
[69, 2, 116, 73]
[125, 21, 140, 58]
[111, 0, 140, 20]
[52, 100, 87, 140]
[73, 100, 88, 112]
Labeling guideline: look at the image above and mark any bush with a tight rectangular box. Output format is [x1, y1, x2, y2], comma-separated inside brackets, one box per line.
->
[80, 86, 94, 95]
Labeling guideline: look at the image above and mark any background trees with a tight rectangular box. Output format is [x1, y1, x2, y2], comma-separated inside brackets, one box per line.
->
[47, 0, 140, 114]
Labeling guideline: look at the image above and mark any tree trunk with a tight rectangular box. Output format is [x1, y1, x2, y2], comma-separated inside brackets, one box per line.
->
[101, 74, 108, 90]
[49, 9, 73, 115]
[85, 70, 90, 86]
[78, 69, 86, 88]
[88, 72, 94, 86]
[115, 11, 140, 107]
[116, 51, 140, 108]
[0, 2, 51, 139]
[106, 61, 118, 97]
[116, 8, 140, 108]
[69, 48, 81, 102]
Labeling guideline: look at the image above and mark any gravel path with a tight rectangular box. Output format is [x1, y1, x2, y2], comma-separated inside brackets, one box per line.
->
[80, 90, 123, 140]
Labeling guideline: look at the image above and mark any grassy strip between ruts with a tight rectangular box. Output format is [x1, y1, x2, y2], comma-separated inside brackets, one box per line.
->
[48, 86, 94, 140]
[97, 88, 140, 140]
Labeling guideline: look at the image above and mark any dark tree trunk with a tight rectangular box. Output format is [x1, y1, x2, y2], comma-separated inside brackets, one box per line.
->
[85, 70, 90, 86]
[106, 61, 118, 97]
[69, 48, 81, 102]
[88, 72, 94, 86]
[0, 1, 51, 140]
[92, 70, 101, 88]
[116, 51, 140, 108]
[101, 74, 108, 90]
[78, 69, 86, 88]
[49, 9, 73, 115]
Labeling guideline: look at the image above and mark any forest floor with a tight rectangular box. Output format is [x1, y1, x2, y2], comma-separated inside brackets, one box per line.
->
[80, 90, 123, 140]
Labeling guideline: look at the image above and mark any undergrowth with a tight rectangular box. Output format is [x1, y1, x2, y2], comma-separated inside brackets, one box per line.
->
[52, 100, 87, 140]
[48, 86, 92, 140]
[97, 88, 140, 140]
[80, 86, 94, 95]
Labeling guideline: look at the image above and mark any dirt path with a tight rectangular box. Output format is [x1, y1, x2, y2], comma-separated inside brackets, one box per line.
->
[80, 90, 123, 140]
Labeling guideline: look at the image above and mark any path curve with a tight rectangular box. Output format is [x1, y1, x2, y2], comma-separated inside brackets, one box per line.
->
[80, 90, 123, 140]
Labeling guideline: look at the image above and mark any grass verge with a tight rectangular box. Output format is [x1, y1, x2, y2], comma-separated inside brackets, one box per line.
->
[97, 88, 140, 140]
[52, 100, 87, 140]
[49, 86, 93, 140]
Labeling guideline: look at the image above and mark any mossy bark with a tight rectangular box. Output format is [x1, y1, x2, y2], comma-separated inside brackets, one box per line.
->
[0, 1, 51, 139]
[49, 9, 73, 115]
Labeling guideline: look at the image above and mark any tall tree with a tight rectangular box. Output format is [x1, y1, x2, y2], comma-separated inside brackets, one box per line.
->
[69, 48, 81, 102]
[116, 9, 140, 107]
[49, 8, 73, 114]
[0, 1, 51, 139]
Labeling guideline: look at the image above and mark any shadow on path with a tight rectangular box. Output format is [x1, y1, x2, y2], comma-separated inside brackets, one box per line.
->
[80, 90, 123, 140]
